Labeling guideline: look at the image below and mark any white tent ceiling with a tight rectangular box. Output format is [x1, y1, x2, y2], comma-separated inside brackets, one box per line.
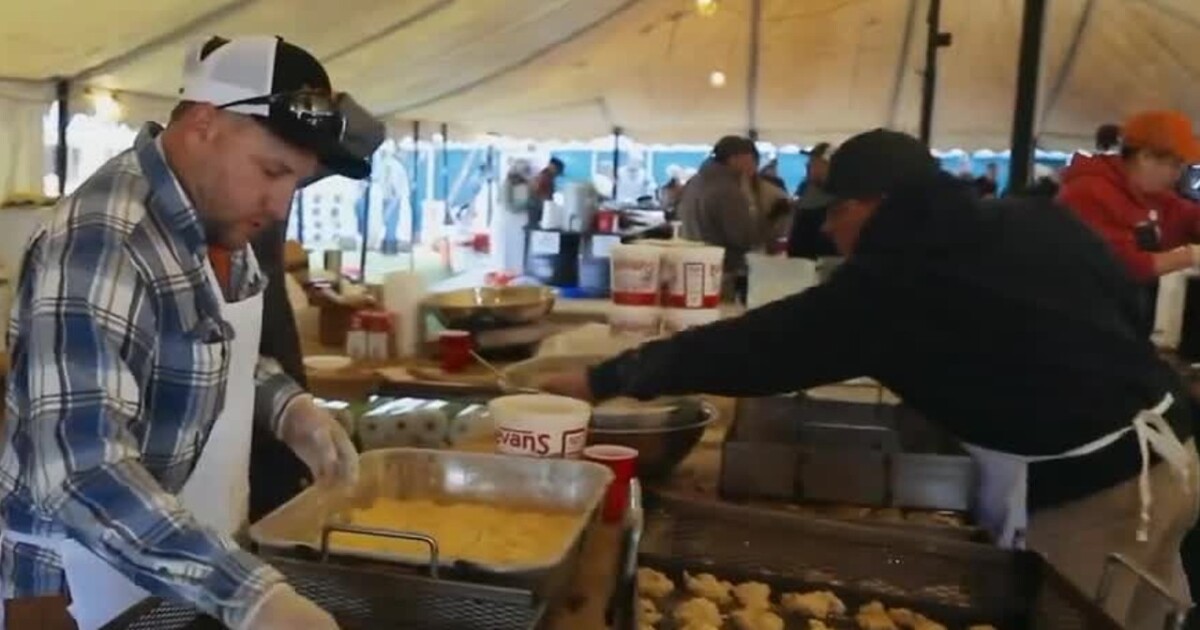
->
[1, 0, 1200, 149]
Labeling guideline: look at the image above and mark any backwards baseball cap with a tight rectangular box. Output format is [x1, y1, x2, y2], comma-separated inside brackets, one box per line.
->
[180, 35, 371, 179]
[802, 128, 939, 208]
[712, 135, 759, 161]
[1121, 110, 1200, 164]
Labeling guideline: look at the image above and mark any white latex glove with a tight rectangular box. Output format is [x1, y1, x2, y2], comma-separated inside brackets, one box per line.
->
[279, 394, 359, 487]
[240, 583, 339, 630]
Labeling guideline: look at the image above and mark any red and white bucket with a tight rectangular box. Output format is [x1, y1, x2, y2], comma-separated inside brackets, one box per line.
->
[661, 245, 724, 308]
[489, 394, 591, 459]
[610, 243, 663, 306]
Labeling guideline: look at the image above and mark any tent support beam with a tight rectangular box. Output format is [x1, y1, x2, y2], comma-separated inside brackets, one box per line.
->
[55, 78, 70, 196]
[746, 0, 762, 137]
[1038, 0, 1095, 131]
[380, 0, 643, 117]
[73, 0, 258, 82]
[322, 0, 456, 63]
[1008, 0, 1048, 192]
[918, 0, 951, 145]
[886, 0, 920, 129]
[612, 127, 622, 200]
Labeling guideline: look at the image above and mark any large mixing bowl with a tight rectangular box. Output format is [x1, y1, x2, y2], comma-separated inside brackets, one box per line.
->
[587, 402, 718, 481]
[425, 286, 555, 331]
[502, 354, 693, 429]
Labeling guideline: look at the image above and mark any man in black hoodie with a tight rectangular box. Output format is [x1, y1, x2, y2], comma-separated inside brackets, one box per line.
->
[543, 129, 1200, 630]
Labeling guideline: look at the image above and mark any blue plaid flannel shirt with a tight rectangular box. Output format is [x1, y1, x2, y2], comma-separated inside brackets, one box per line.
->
[0, 123, 305, 627]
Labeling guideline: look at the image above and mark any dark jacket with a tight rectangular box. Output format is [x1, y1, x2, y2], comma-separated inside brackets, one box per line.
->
[590, 172, 1195, 511]
[249, 221, 311, 521]
[678, 159, 756, 275]
[787, 182, 839, 259]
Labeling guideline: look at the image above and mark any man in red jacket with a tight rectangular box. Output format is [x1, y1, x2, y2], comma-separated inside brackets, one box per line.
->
[1057, 110, 1200, 336]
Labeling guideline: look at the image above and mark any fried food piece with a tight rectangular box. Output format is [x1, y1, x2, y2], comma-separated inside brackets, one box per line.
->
[684, 571, 734, 606]
[808, 621, 833, 630]
[732, 581, 772, 609]
[637, 567, 675, 600]
[911, 614, 947, 630]
[781, 590, 847, 619]
[731, 608, 785, 630]
[857, 601, 898, 630]
[673, 597, 723, 627]
[679, 624, 721, 630]
[888, 608, 918, 626]
[638, 598, 663, 625]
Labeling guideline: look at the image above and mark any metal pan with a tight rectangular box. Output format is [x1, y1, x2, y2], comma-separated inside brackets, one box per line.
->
[249, 448, 612, 589]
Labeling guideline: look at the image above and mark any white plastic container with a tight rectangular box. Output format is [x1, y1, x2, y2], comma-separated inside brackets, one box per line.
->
[610, 243, 663, 306]
[607, 304, 662, 337]
[382, 271, 427, 358]
[746, 254, 819, 309]
[489, 394, 591, 459]
[663, 307, 721, 334]
[661, 245, 724, 309]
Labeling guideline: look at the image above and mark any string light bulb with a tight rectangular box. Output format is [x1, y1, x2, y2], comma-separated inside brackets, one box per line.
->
[709, 70, 727, 87]
[696, 0, 718, 17]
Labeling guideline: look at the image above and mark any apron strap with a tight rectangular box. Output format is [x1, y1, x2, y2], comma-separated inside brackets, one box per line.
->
[1131, 393, 1191, 542]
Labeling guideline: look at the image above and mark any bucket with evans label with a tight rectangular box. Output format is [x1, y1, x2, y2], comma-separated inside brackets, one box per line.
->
[610, 243, 663, 306]
[661, 245, 724, 308]
[490, 394, 591, 459]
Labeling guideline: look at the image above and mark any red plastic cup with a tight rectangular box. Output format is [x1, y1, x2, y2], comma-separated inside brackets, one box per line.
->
[439, 330, 473, 373]
[583, 444, 638, 523]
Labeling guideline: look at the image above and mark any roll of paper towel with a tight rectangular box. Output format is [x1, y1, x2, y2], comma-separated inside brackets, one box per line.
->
[382, 271, 427, 358]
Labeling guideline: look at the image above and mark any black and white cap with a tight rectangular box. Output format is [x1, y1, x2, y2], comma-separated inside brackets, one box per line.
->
[179, 36, 371, 180]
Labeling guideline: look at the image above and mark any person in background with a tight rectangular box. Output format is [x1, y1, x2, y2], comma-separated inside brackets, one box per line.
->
[759, 158, 787, 191]
[529, 157, 565, 222]
[973, 162, 1000, 199]
[1096, 122, 1122, 155]
[749, 166, 793, 254]
[0, 36, 362, 630]
[788, 142, 839, 259]
[658, 165, 686, 217]
[677, 135, 760, 301]
[493, 159, 534, 274]
[1056, 110, 1200, 337]
[540, 129, 1199, 630]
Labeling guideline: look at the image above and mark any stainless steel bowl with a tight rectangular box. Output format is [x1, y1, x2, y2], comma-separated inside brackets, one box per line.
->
[424, 286, 556, 331]
[501, 354, 693, 429]
[587, 403, 718, 480]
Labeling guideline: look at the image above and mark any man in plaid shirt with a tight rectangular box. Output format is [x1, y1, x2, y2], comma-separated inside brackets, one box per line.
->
[0, 36, 375, 630]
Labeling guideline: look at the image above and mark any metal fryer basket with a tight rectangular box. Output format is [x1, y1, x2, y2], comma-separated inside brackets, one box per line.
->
[104, 556, 546, 630]
[640, 494, 1121, 629]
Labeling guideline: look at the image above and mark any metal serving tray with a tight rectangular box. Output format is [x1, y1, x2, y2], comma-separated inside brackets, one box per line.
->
[635, 494, 1124, 629]
[249, 448, 613, 592]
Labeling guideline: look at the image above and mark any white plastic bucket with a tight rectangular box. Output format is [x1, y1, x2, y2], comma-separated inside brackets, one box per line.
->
[610, 243, 663, 306]
[489, 394, 592, 459]
[661, 245, 724, 308]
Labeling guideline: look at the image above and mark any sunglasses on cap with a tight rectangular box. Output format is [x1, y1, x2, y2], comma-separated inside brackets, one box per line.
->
[217, 89, 347, 142]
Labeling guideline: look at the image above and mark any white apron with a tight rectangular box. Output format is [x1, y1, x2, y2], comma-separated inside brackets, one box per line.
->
[3, 258, 263, 630]
[963, 394, 1192, 549]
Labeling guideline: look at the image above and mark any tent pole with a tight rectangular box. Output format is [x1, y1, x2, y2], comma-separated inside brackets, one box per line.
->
[1008, 0, 1048, 193]
[747, 0, 762, 136]
[55, 78, 70, 196]
[611, 127, 622, 200]
[440, 123, 449, 203]
[358, 153, 374, 283]
[918, 0, 950, 145]
[411, 121, 421, 257]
